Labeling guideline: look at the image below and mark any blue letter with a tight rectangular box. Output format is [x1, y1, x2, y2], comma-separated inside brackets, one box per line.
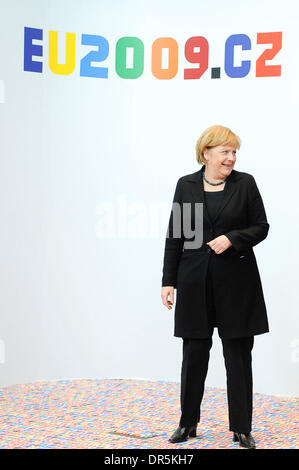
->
[225, 34, 251, 78]
[24, 27, 43, 73]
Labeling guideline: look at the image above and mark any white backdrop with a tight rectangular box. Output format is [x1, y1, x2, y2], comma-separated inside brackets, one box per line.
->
[0, 0, 298, 397]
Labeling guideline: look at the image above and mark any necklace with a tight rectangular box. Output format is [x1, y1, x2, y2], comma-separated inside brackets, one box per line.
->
[203, 170, 227, 186]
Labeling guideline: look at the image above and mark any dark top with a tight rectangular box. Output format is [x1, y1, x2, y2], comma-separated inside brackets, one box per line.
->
[204, 189, 224, 223]
[204, 189, 225, 328]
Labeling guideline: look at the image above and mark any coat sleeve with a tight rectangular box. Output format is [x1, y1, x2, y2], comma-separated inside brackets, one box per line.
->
[161, 178, 184, 288]
[224, 175, 270, 252]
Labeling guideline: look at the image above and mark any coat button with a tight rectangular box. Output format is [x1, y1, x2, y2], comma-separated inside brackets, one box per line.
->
[207, 247, 211, 253]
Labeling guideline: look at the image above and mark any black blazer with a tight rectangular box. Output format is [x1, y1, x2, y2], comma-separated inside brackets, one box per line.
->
[162, 165, 270, 339]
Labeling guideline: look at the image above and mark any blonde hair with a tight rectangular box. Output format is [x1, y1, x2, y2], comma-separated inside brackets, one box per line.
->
[195, 125, 241, 165]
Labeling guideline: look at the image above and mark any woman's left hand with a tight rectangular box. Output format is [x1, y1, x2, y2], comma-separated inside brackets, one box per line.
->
[206, 235, 232, 254]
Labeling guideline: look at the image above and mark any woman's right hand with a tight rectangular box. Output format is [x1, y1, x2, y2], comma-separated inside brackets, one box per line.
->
[161, 286, 175, 310]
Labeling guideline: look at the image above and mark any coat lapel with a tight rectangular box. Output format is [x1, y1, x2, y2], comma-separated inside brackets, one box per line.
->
[187, 165, 236, 226]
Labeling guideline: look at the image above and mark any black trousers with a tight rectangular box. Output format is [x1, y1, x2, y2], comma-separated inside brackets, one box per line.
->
[178, 255, 254, 434]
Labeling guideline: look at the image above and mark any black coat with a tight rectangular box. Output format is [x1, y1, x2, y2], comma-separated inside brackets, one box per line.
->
[162, 164, 270, 339]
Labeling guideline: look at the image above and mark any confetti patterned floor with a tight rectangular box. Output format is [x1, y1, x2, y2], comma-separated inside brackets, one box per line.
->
[0, 378, 298, 449]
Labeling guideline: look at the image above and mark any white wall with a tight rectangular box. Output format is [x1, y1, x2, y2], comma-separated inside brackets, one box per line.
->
[0, 0, 298, 396]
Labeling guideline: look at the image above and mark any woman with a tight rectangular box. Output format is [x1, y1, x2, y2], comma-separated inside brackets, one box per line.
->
[161, 125, 269, 449]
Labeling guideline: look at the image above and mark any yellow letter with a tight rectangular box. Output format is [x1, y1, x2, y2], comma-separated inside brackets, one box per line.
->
[49, 30, 76, 75]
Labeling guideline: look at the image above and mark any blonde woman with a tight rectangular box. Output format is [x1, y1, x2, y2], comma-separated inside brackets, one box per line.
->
[161, 125, 269, 449]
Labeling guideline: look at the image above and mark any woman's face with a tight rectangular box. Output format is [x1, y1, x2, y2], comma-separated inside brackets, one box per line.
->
[204, 144, 237, 179]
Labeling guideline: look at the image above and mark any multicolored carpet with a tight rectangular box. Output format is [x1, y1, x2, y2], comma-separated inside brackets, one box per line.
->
[0, 378, 298, 449]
